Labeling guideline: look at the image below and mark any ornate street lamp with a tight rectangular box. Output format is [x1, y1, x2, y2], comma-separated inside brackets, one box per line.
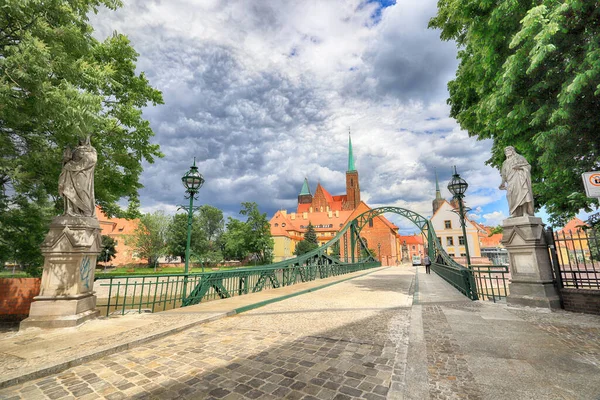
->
[180, 158, 204, 302]
[447, 166, 471, 267]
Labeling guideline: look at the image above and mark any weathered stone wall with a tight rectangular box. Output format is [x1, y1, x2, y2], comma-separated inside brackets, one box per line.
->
[0, 278, 41, 320]
[560, 288, 600, 315]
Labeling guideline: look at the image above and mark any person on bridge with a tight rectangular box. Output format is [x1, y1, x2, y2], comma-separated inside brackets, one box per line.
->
[424, 255, 431, 274]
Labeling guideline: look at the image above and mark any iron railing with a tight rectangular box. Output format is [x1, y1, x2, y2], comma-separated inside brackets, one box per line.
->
[549, 227, 600, 289]
[470, 264, 510, 302]
[95, 261, 380, 316]
[430, 262, 477, 300]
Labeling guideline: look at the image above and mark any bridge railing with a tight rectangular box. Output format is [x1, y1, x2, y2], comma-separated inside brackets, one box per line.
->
[95, 261, 380, 316]
[470, 264, 510, 302]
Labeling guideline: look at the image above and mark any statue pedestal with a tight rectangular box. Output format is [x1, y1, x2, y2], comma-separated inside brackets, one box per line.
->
[501, 216, 560, 309]
[20, 216, 102, 330]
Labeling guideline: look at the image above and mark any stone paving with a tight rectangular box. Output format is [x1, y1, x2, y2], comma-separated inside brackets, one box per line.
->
[1, 266, 600, 399]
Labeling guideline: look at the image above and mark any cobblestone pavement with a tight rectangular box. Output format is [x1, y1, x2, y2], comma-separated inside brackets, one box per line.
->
[0, 268, 413, 400]
[2, 267, 600, 400]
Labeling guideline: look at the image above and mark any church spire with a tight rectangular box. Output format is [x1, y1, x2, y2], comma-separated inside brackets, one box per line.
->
[348, 130, 356, 172]
[432, 168, 444, 214]
[300, 177, 311, 195]
[435, 169, 442, 200]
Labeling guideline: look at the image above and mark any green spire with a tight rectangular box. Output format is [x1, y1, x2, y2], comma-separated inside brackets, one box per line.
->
[300, 177, 311, 195]
[435, 168, 442, 200]
[348, 131, 356, 172]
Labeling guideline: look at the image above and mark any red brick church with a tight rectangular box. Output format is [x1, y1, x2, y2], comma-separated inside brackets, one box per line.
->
[269, 134, 403, 264]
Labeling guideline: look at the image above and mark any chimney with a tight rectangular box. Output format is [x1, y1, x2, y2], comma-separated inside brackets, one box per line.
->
[291, 213, 295, 220]
[281, 210, 287, 216]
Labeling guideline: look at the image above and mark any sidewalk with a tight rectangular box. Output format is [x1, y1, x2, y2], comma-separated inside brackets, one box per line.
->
[0, 266, 387, 389]
[1, 265, 599, 399]
[404, 266, 600, 400]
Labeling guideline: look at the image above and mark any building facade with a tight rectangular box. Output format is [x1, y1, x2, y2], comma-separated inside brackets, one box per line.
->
[270, 134, 400, 264]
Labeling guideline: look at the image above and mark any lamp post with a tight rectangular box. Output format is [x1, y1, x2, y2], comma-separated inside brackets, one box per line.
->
[180, 159, 204, 302]
[378, 242, 381, 261]
[447, 166, 471, 267]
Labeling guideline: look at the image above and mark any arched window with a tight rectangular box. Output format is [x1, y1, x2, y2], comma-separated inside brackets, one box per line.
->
[274, 223, 279, 227]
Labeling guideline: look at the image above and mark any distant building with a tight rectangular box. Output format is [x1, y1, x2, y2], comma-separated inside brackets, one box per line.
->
[429, 172, 482, 261]
[556, 217, 590, 263]
[398, 234, 425, 261]
[270, 134, 400, 264]
[96, 206, 140, 266]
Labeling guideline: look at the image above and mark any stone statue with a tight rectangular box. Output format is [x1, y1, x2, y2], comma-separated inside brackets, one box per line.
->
[58, 136, 97, 217]
[499, 146, 534, 217]
[401, 241, 409, 262]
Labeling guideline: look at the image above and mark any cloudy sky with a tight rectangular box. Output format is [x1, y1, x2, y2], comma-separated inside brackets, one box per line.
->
[91, 0, 514, 233]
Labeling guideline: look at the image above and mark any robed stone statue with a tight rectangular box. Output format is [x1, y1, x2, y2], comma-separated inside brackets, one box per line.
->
[58, 136, 97, 217]
[499, 146, 534, 217]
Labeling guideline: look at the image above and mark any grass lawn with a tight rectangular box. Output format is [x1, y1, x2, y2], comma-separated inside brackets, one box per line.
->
[95, 264, 269, 278]
[0, 271, 29, 278]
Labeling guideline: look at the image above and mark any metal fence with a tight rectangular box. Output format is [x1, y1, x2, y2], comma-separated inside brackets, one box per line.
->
[431, 262, 478, 300]
[95, 261, 380, 316]
[471, 265, 510, 302]
[549, 227, 600, 289]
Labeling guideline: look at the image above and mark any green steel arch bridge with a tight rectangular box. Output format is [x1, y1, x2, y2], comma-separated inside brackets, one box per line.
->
[180, 207, 478, 306]
[97, 207, 482, 316]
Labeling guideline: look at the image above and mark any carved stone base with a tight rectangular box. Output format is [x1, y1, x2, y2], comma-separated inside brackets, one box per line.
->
[21, 215, 102, 331]
[507, 280, 561, 309]
[502, 216, 560, 310]
[20, 310, 100, 329]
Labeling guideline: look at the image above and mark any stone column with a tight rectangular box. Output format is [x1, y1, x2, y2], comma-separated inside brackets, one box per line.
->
[20, 216, 102, 329]
[501, 216, 560, 309]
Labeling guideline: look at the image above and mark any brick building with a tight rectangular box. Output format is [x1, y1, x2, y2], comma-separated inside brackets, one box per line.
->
[270, 134, 401, 264]
[96, 206, 141, 266]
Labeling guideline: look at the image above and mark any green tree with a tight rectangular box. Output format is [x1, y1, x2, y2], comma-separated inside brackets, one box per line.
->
[429, 0, 600, 224]
[222, 218, 248, 262]
[489, 226, 503, 236]
[294, 222, 319, 256]
[222, 202, 274, 264]
[0, 194, 54, 276]
[198, 205, 225, 245]
[0, 0, 163, 265]
[99, 235, 118, 266]
[166, 213, 204, 262]
[127, 211, 169, 268]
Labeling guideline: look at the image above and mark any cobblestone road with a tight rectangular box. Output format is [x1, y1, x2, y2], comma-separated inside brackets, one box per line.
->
[1, 267, 600, 400]
[0, 268, 413, 400]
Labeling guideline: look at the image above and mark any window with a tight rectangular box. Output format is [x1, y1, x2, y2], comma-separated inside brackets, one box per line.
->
[460, 253, 466, 257]
[369, 219, 374, 228]
[437, 237, 441, 244]
[447, 237, 454, 246]
[444, 220, 452, 229]
[459, 236, 465, 245]
[281, 223, 286, 227]
[412, 246, 415, 250]
[274, 223, 279, 227]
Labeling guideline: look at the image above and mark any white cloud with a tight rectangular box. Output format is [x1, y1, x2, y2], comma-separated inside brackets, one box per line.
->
[482, 211, 507, 227]
[89, 0, 506, 223]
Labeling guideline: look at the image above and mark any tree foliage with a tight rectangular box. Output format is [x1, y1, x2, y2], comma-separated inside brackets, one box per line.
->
[0, 194, 54, 276]
[0, 0, 163, 266]
[166, 213, 202, 262]
[126, 211, 169, 267]
[429, 0, 600, 224]
[222, 202, 273, 264]
[294, 222, 318, 256]
[99, 235, 117, 265]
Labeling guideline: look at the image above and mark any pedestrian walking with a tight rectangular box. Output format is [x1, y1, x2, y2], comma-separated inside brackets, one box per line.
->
[424, 255, 431, 274]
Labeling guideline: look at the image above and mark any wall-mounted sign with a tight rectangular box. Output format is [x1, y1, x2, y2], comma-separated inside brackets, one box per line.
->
[582, 171, 600, 198]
